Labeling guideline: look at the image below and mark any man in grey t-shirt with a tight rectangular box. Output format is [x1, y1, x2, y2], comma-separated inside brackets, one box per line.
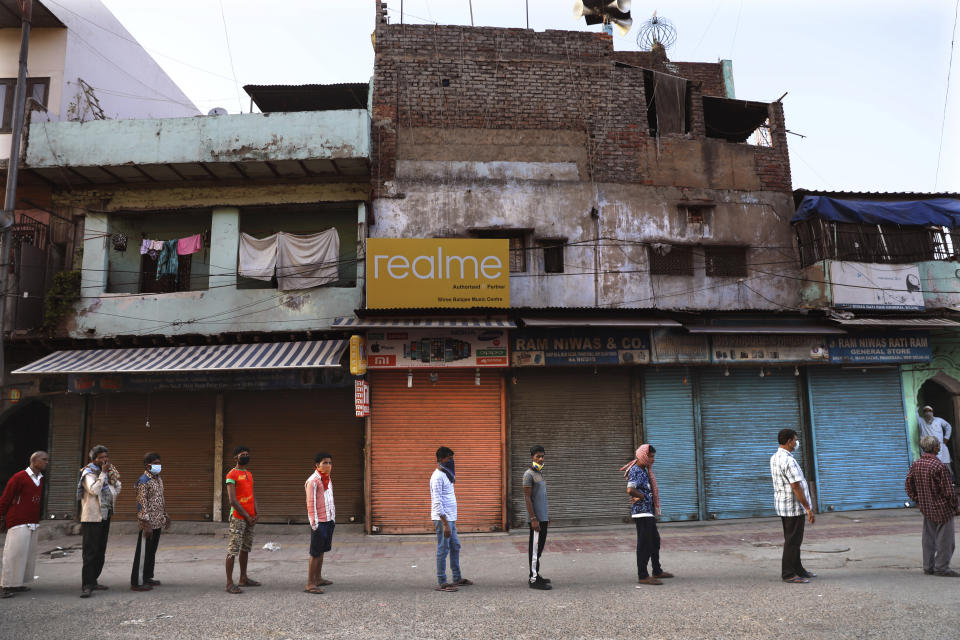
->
[523, 445, 551, 590]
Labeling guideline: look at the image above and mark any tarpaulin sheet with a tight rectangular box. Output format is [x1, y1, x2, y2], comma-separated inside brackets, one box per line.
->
[792, 196, 960, 226]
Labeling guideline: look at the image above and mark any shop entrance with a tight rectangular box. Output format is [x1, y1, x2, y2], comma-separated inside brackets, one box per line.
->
[918, 374, 960, 481]
[0, 400, 50, 492]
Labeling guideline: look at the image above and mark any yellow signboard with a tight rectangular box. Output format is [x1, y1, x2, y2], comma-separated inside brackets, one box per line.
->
[349, 335, 367, 375]
[366, 238, 510, 309]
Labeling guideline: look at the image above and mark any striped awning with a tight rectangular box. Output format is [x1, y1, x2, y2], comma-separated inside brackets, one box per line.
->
[332, 317, 515, 329]
[11, 340, 347, 375]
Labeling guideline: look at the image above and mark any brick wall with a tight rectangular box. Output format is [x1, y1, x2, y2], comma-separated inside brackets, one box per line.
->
[372, 0, 790, 194]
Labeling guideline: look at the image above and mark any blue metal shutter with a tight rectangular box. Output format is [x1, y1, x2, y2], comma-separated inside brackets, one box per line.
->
[642, 369, 700, 521]
[700, 368, 805, 519]
[808, 367, 910, 512]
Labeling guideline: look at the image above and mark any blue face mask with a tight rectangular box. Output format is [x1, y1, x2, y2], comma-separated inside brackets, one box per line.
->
[149, 464, 162, 475]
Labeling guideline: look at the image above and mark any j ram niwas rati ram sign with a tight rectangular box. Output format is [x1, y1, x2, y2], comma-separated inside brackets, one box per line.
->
[366, 239, 509, 309]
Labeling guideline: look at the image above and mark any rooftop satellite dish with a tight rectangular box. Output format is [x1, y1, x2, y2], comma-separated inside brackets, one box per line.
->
[636, 12, 677, 51]
[573, 0, 633, 36]
[208, 107, 228, 116]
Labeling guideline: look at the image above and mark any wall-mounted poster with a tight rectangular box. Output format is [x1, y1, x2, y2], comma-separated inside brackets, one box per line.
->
[711, 335, 830, 363]
[651, 329, 710, 364]
[830, 261, 925, 311]
[365, 328, 509, 368]
[511, 329, 650, 367]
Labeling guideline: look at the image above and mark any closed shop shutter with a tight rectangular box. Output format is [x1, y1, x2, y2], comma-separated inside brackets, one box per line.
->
[370, 370, 504, 534]
[509, 369, 634, 528]
[47, 395, 84, 518]
[808, 367, 909, 511]
[700, 368, 806, 519]
[222, 389, 362, 524]
[87, 393, 216, 521]
[642, 369, 700, 521]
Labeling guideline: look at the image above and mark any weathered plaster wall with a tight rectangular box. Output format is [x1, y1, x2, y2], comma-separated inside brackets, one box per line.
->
[901, 334, 960, 460]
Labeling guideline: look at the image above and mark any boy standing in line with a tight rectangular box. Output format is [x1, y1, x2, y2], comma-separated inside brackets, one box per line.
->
[304, 453, 335, 594]
[523, 445, 552, 590]
[225, 446, 260, 594]
[430, 446, 473, 592]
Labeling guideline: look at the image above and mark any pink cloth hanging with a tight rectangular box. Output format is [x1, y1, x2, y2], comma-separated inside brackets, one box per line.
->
[177, 234, 203, 256]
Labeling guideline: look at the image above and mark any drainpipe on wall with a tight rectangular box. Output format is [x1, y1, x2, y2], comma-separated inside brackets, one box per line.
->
[591, 206, 601, 307]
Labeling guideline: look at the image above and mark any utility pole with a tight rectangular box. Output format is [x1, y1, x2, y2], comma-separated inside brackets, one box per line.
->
[0, 0, 33, 387]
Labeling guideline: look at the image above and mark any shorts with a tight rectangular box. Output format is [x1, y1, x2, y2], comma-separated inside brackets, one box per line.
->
[227, 517, 255, 556]
[309, 521, 335, 557]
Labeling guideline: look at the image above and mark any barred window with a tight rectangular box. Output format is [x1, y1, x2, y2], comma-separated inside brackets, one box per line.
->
[648, 245, 694, 276]
[704, 246, 748, 277]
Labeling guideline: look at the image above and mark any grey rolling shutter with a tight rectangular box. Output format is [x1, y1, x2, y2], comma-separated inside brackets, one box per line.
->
[642, 369, 701, 521]
[699, 368, 805, 519]
[509, 369, 635, 527]
[808, 368, 910, 511]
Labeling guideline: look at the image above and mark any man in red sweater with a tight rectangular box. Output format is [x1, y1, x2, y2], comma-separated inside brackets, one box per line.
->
[0, 451, 49, 598]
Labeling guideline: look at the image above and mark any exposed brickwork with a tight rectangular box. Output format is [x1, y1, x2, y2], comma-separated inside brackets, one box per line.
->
[372, 1, 791, 196]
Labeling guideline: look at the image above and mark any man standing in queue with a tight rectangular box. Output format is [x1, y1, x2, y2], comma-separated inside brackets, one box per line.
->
[430, 446, 472, 592]
[304, 452, 335, 594]
[0, 451, 48, 599]
[131, 452, 170, 592]
[225, 446, 260, 594]
[770, 428, 816, 584]
[523, 445, 551, 590]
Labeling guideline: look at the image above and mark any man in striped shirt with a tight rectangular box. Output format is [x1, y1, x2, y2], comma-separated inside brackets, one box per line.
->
[304, 453, 335, 594]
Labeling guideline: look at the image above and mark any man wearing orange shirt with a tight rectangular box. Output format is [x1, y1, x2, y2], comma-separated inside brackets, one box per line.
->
[224, 446, 260, 594]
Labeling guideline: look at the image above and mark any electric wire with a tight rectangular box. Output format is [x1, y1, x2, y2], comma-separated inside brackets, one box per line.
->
[935, 0, 960, 189]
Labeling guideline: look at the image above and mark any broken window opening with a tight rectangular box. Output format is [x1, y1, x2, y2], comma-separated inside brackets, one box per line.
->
[540, 239, 566, 274]
[704, 246, 748, 277]
[649, 244, 694, 276]
[702, 96, 770, 144]
[1, 77, 50, 132]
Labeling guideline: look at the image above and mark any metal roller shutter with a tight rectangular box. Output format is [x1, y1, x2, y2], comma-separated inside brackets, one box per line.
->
[47, 395, 84, 519]
[370, 370, 504, 534]
[700, 368, 806, 519]
[222, 389, 363, 524]
[87, 393, 216, 521]
[808, 368, 910, 512]
[642, 369, 700, 521]
[508, 369, 635, 528]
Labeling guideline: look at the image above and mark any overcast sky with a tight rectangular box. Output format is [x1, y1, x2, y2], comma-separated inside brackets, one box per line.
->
[99, 0, 959, 195]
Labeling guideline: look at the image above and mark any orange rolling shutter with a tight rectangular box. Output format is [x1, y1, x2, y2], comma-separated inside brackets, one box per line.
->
[370, 370, 505, 534]
[86, 392, 216, 521]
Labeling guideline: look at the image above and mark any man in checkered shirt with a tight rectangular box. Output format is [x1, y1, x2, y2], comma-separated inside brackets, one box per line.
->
[905, 436, 959, 577]
[770, 428, 816, 584]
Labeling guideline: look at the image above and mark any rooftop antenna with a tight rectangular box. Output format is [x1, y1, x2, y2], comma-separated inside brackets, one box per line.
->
[636, 11, 677, 51]
[573, 1, 633, 37]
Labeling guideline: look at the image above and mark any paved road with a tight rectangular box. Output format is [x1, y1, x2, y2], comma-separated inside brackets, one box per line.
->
[1, 510, 957, 639]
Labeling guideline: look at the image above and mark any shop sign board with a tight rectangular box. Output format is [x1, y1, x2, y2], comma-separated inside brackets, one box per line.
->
[711, 335, 830, 364]
[366, 238, 510, 309]
[511, 329, 650, 366]
[827, 333, 931, 364]
[355, 379, 370, 417]
[67, 369, 352, 394]
[651, 329, 711, 364]
[830, 261, 925, 311]
[349, 335, 367, 375]
[365, 328, 509, 369]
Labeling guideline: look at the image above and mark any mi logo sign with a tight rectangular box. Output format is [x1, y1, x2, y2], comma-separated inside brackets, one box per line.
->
[366, 238, 510, 309]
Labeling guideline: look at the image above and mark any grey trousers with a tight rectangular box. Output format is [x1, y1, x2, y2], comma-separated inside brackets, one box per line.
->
[922, 516, 955, 573]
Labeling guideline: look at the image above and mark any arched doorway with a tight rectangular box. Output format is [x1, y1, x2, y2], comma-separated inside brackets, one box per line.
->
[0, 400, 50, 492]
[918, 374, 960, 482]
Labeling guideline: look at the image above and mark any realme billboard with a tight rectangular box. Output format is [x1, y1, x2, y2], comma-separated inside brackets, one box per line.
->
[366, 238, 510, 309]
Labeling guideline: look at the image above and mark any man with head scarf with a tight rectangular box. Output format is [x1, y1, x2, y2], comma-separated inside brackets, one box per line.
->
[622, 444, 674, 585]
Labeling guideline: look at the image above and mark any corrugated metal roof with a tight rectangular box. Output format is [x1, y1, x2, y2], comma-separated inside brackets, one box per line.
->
[685, 325, 845, 335]
[521, 317, 681, 328]
[831, 318, 960, 328]
[793, 189, 960, 208]
[12, 340, 346, 374]
[244, 83, 368, 113]
[333, 317, 514, 329]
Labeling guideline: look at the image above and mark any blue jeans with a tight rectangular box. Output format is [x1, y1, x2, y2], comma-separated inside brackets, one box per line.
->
[434, 520, 461, 585]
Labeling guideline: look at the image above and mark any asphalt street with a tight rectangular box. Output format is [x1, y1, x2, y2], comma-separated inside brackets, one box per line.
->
[0, 510, 957, 639]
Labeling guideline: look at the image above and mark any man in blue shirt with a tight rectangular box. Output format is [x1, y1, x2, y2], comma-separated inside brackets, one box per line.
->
[623, 444, 674, 585]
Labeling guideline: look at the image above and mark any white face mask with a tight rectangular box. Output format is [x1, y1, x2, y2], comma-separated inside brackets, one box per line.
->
[149, 464, 162, 474]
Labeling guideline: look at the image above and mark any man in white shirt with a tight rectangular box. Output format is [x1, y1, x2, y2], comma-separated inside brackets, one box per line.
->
[429, 446, 472, 592]
[770, 429, 816, 584]
[919, 406, 954, 482]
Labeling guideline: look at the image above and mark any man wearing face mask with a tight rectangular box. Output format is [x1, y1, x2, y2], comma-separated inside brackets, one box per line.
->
[225, 446, 259, 594]
[430, 446, 472, 591]
[523, 445, 551, 590]
[131, 453, 171, 591]
[770, 429, 816, 584]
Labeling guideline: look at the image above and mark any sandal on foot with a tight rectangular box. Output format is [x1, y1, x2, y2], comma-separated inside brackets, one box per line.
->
[239, 578, 261, 587]
[453, 578, 473, 586]
[225, 584, 243, 594]
[433, 584, 458, 592]
[303, 586, 325, 594]
[317, 579, 333, 586]
[783, 576, 809, 583]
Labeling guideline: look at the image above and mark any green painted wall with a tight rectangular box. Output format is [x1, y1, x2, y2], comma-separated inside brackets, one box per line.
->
[900, 331, 960, 460]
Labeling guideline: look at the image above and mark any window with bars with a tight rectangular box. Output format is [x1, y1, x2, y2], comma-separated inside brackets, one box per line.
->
[793, 219, 944, 268]
[648, 245, 694, 276]
[470, 230, 528, 273]
[540, 239, 565, 274]
[704, 246, 748, 277]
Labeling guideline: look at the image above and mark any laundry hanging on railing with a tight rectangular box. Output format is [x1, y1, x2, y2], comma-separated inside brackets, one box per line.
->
[177, 234, 203, 256]
[238, 229, 340, 291]
[139, 233, 207, 259]
[156, 239, 179, 282]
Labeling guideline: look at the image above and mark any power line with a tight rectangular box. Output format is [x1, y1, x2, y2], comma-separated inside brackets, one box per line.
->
[935, 0, 960, 189]
[218, 0, 245, 114]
